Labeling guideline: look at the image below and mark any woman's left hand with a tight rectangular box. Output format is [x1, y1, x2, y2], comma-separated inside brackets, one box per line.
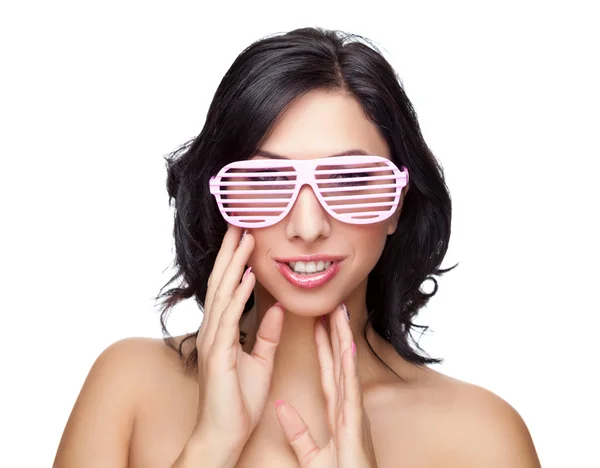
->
[274, 303, 378, 467]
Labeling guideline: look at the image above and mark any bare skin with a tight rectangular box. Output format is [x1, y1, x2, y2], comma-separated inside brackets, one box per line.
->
[54, 90, 541, 467]
[54, 327, 540, 467]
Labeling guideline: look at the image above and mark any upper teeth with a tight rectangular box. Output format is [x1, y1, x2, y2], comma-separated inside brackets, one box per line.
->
[288, 261, 332, 274]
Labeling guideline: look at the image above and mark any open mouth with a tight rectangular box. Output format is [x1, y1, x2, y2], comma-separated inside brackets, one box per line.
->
[286, 260, 333, 275]
[274, 259, 343, 289]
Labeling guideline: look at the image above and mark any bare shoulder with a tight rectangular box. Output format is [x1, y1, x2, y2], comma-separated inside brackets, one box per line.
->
[54, 336, 195, 467]
[90, 335, 199, 395]
[83, 335, 193, 386]
[399, 368, 542, 467]
[107, 334, 195, 372]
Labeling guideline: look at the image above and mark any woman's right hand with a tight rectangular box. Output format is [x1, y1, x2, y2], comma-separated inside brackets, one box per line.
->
[190, 225, 285, 453]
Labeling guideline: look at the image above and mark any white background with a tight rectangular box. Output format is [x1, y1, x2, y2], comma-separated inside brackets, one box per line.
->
[1, 1, 598, 466]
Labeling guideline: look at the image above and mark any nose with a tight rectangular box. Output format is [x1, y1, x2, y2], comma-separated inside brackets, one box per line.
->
[284, 184, 332, 242]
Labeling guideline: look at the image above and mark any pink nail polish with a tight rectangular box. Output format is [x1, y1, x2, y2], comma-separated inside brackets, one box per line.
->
[239, 229, 248, 245]
[351, 341, 356, 357]
[275, 399, 285, 409]
[243, 266, 252, 279]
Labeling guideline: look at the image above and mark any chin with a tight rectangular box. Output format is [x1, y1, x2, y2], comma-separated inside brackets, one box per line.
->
[255, 273, 344, 316]
[276, 296, 343, 317]
[270, 276, 359, 316]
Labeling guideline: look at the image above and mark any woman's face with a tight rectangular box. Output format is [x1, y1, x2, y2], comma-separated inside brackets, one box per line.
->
[246, 89, 406, 316]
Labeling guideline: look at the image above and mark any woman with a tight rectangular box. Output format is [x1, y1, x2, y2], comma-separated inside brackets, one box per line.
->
[54, 27, 541, 467]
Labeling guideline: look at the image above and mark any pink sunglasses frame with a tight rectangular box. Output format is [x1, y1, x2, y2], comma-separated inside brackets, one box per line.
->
[209, 155, 409, 228]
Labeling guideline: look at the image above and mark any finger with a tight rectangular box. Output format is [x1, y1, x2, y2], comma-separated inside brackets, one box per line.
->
[335, 305, 353, 425]
[211, 269, 256, 357]
[314, 317, 337, 435]
[204, 225, 243, 316]
[342, 341, 362, 432]
[250, 303, 285, 370]
[329, 306, 341, 389]
[199, 225, 244, 344]
[204, 232, 255, 348]
[336, 304, 353, 356]
[337, 351, 346, 426]
[275, 400, 321, 467]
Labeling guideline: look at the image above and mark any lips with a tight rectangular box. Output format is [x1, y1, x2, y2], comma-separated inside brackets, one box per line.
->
[274, 259, 343, 289]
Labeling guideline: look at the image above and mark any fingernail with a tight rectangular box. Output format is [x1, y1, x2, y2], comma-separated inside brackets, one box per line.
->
[321, 315, 326, 325]
[239, 229, 248, 245]
[243, 266, 252, 279]
[274, 301, 282, 308]
[351, 341, 356, 357]
[341, 303, 349, 320]
[275, 399, 285, 409]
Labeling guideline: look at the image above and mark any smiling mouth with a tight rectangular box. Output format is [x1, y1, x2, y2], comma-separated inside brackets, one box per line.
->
[285, 260, 334, 274]
[274, 258, 344, 289]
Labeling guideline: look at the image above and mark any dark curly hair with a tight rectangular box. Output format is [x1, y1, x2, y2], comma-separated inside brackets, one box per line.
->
[156, 27, 456, 377]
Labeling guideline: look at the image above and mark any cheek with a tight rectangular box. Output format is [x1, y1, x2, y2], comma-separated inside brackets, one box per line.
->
[349, 225, 389, 268]
[245, 228, 276, 268]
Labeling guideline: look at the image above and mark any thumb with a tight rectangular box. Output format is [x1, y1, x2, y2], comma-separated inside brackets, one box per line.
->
[250, 303, 284, 369]
[275, 400, 321, 467]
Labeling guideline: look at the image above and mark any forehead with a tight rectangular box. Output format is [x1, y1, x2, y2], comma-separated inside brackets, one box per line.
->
[256, 89, 390, 161]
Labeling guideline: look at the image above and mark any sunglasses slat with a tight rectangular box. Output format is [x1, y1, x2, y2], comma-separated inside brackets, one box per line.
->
[322, 192, 397, 201]
[316, 175, 397, 184]
[218, 180, 296, 186]
[212, 189, 295, 195]
[219, 198, 293, 204]
[221, 207, 288, 212]
[227, 215, 283, 220]
[344, 213, 389, 219]
[314, 166, 393, 175]
[223, 171, 297, 177]
[328, 201, 396, 209]
[318, 183, 399, 193]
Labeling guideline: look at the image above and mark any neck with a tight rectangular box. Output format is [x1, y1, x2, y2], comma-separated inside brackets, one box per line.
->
[240, 280, 386, 400]
[237, 282, 418, 443]
[239, 282, 371, 442]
